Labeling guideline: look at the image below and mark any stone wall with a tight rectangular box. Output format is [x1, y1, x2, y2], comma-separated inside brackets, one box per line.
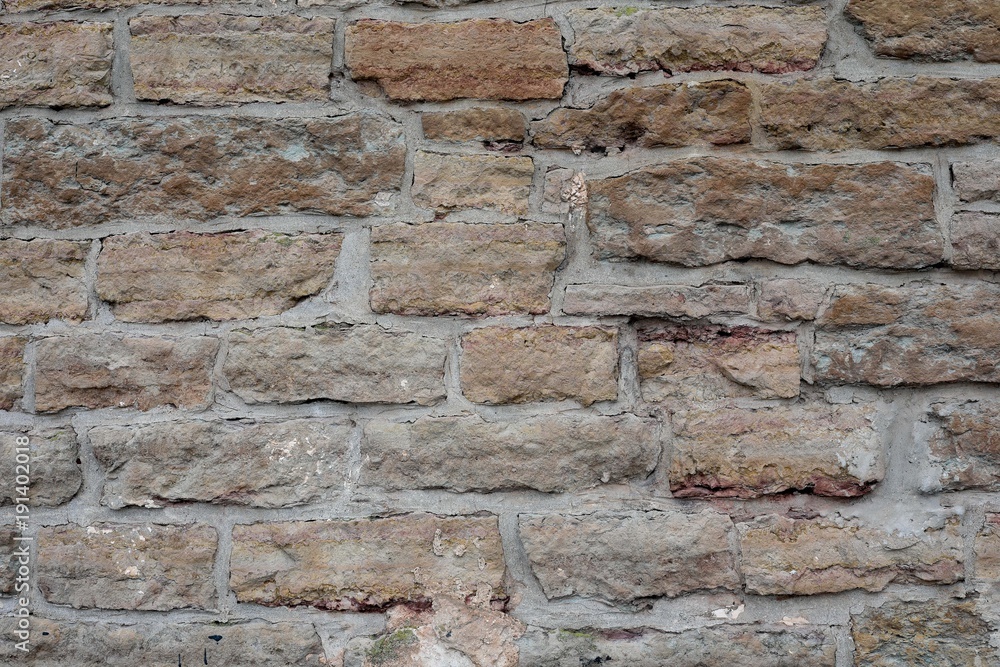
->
[1, 0, 999, 664]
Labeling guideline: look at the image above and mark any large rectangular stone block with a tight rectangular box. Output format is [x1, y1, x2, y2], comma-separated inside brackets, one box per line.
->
[519, 511, 739, 607]
[0, 239, 89, 325]
[568, 6, 826, 75]
[130, 15, 335, 104]
[370, 222, 564, 316]
[2, 115, 404, 229]
[37, 523, 217, 610]
[90, 419, 352, 508]
[230, 514, 505, 610]
[0, 22, 112, 109]
[814, 282, 1000, 385]
[760, 78, 1000, 150]
[97, 231, 342, 322]
[362, 413, 658, 493]
[587, 159, 941, 268]
[224, 325, 447, 406]
[345, 19, 567, 101]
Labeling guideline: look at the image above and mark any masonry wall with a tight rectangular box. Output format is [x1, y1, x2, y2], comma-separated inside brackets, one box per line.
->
[0, 0, 999, 664]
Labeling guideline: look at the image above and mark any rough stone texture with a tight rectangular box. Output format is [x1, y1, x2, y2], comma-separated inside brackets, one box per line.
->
[519, 511, 739, 607]
[760, 77, 1000, 150]
[0, 239, 89, 325]
[846, 0, 1000, 62]
[130, 15, 335, 104]
[953, 161, 1000, 203]
[1, 115, 405, 229]
[0, 529, 17, 595]
[757, 278, 827, 321]
[345, 19, 567, 101]
[563, 284, 751, 318]
[37, 523, 217, 610]
[97, 231, 343, 322]
[852, 600, 994, 666]
[587, 159, 941, 268]
[361, 413, 658, 493]
[461, 326, 618, 405]
[34, 335, 218, 413]
[568, 6, 826, 75]
[532, 80, 751, 151]
[975, 514, 1000, 581]
[0, 339, 25, 411]
[345, 596, 524, 667]
[0, 617, 327, 666]
[230, 514, 505, 610]
[4, 0, 330, 9]
[370, 222, 564, 316]
[738, 515, 964, 595]
[422, 108, 525, 142]
[637, 323, 800, 402]
[919, 400, 1000, 492]
[519, 625, 837, 667]
[89, 418, 352, 508]
[950, 212, 1000, 270]
[411, 152, 533, 215]
[669, 404, 884, 499]
[0, 22, 113, 109]
[0, 427, 81, 506]
[814, 282, 1000, 386]
[224, 325, 446, 406]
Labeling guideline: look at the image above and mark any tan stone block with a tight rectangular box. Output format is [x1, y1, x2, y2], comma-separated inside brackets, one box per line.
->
[461, 326, 618, 405]
[346, 19, 567, 101]
[563, 284, 751, 318]
[411, 152, 533, 215]
[0, 339, 25, 412]
[422, 108, 525, 142]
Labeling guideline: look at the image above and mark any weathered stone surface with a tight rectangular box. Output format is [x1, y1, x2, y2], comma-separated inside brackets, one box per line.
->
[757, 278, 827, 321]
[411, 152, 533, 214]
[760, 77, 1000, 150]
[89, 418, 352, 508]
[346, 19, 567, 101]
[669, 404, 884, 499]
[637, 323, 800, 402]
[1, 115, 405, 229]
[97, 231, 342, 322]
[814, 282, 1000, 385]
[0, 239, 89, 325]
[568, 6, 826, 75]
[919, 400, 1000, 492]
[853, 600, 994, 666]
[5, 0, 310, 9]
[422, 108, 525, 142]
[532, 80, 751, 151]
[0, 339, 25, 412]
[519, 625, 836, 667]
[739, 514, 964, 595]
[519, 511, 738, 607]
[0, 617, 327, 666]
[345, 596, 524, 667]
[224, 325, 446, 406]
[362, 413, 658, 493]
[230, 514, 505, 610]
[953, 161, 1000, 203]
[587, 159, 941, 268]
[461, 326, 618, 405]
[371, 222, 564, 316]
[35, 335, 218, 412]
[0, 22, 112, 109]
[975, 514, 1000, 581]
[0, 529, 18, 595]
[130, 15, 335, 105]
[563, 284, 751, 318]
[0, 427, 81, 506]
[37, 523, 217, 610]
[951, 212, 1000, 270]
[847, 0, 1000, 62]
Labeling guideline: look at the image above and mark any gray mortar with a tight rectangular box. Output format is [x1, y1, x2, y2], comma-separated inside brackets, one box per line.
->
[1, 0, 1000, 663]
